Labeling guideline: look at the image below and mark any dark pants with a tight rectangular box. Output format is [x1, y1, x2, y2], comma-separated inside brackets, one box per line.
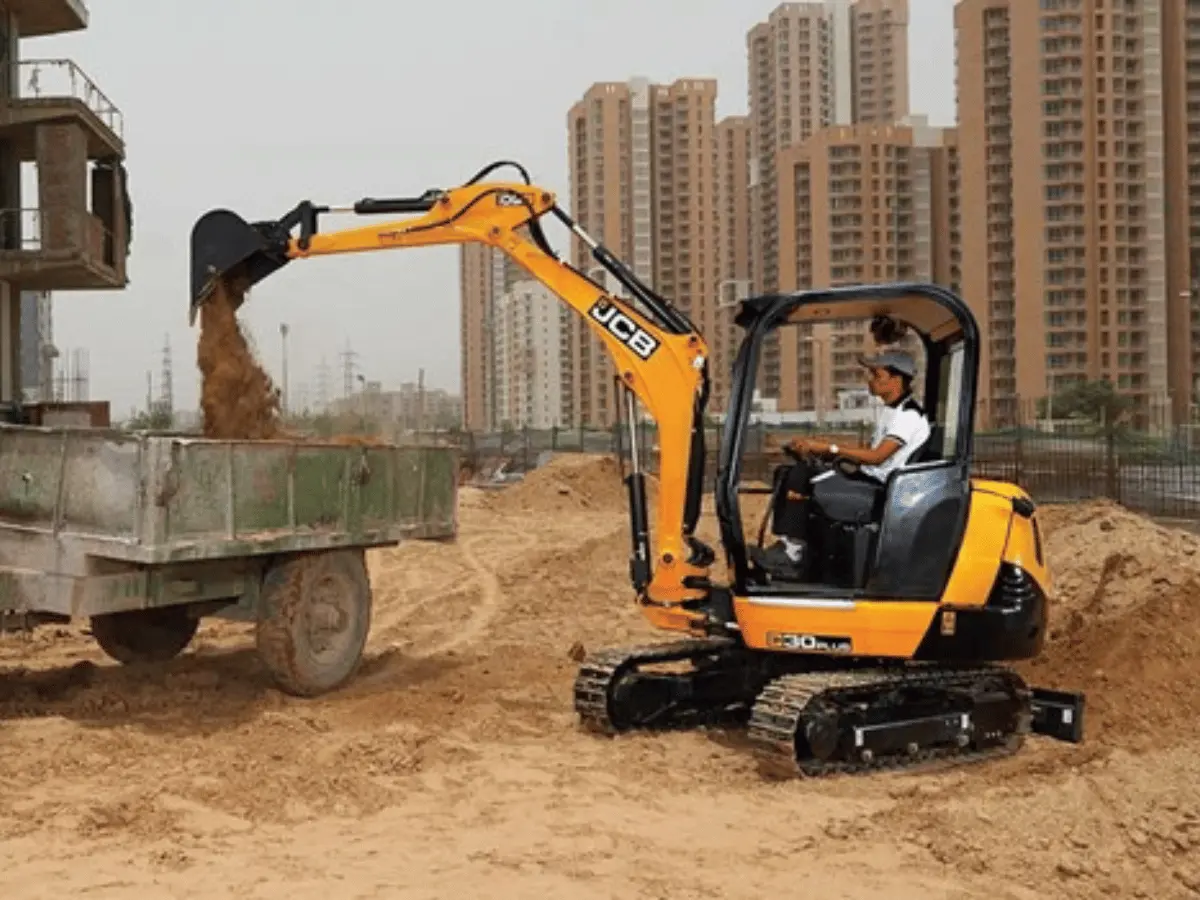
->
[771, 461, 881, 541]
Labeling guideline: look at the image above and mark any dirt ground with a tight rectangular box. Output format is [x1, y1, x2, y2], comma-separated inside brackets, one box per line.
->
[2, 455, 1199, 899]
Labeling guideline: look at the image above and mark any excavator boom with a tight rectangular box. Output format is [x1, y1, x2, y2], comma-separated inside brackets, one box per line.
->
[189, 161, 715, 633]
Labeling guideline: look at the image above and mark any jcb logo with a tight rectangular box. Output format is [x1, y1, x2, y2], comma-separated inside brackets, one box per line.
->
[496, 192, 524, 207]
[588, 299, 660, 360]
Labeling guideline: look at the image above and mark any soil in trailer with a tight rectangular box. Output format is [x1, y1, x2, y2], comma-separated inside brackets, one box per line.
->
[196, 277, 284, 441]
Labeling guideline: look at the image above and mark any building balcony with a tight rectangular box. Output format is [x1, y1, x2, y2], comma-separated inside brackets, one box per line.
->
[8, 0, 88, 37]
[0, 59, 123, 159]
[0, 207, 125, 290]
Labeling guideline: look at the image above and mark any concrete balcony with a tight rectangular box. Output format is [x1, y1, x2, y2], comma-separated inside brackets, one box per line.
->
[7, 0, 88, 37]
[0, 59, 123, 159]
[0, 207, 125, 290]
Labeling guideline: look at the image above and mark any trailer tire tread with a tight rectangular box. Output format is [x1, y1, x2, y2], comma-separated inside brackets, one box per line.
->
[90, 606, 200, 666]
[255, 549, 372, 698]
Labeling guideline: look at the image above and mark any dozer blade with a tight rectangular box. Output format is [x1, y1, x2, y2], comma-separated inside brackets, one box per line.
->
[189, 209, 290, 325]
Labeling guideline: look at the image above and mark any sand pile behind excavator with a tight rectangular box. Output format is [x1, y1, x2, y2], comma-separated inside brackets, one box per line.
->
[486, 454, 632, 514]
[1020, 499, 1200, 749]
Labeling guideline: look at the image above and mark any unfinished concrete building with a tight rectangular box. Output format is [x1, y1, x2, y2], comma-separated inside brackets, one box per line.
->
[0, 0, 129, 416]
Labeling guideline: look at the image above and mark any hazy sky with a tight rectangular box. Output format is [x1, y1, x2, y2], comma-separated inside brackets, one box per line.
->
[36, 0, 956, 415]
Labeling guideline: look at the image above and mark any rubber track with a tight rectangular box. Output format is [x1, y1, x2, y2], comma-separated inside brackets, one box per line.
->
[748, 666, 1029, 779]
[573, 637, 739, 735]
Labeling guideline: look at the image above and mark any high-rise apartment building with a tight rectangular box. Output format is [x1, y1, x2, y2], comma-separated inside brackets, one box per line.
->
[459, 243, 523, 431]
[651, 79, 721, 348]
[564, 80, 648, 430]
[564, 77, 721, 428]
[1162, 0, 1200, 419]
[955, 0, 1191, 427]
[494, 280, 564, 430]
[459, 244, 492, 431]
[747, 0, 909, 399]
[714, 115, 753, 412]
[850, 0, 911, 126]
[774, 119, 957, 410]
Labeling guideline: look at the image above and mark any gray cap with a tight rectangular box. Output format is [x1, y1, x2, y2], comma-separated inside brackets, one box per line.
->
[859, 349, 917, 378]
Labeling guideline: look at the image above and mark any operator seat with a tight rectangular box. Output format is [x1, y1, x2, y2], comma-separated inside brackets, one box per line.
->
[810, 424, 943, 589]
[752, 424, 937, 586]
[812, 425, 937, 526]
[759, 423, 938, 536]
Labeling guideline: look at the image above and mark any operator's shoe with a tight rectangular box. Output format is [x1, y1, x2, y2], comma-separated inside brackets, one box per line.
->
[754, 540, 808, 581]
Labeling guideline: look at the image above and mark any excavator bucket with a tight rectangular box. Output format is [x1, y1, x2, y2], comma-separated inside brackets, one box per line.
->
[188, 209, 290, 325]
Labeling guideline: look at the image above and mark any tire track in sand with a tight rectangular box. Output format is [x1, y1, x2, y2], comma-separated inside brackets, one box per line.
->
[359, 497, 626, 686]
[354, 524, 538, 687]
[404, 529, 527, 660]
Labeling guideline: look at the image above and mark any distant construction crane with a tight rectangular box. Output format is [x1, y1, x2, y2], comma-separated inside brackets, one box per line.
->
[340, 339, 359, 399]
[159, 334, 174, 417]
[52, 347, 90, 402]
[315, 356, 331, 412]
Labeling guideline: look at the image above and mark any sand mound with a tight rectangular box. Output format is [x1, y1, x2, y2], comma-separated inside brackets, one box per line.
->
[1039, 498, 1200, 619]
[197, 278, 283, 440]
[1023, 576, 1200, 748]
[1020, 500, 1200, 749]
[487, 453, 630, 514]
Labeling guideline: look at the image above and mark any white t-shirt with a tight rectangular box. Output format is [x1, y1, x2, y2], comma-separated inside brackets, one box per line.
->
[859, 395, 931, 483]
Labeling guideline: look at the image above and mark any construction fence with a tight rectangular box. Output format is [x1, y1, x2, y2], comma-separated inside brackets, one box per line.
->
[437, 419, 1200, 523]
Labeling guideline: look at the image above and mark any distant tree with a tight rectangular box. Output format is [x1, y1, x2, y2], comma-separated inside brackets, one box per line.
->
[124, 406, 174, 431]
[1038, 379, 1133, 426]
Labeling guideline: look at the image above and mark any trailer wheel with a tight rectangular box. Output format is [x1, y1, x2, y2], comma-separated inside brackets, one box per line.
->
[255, 549, 372, 697]
[90, 606, 200, 665]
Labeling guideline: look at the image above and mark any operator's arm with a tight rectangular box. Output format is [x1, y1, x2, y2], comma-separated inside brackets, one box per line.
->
[791, 408, 925, 466]
[792, 436, 899, 467]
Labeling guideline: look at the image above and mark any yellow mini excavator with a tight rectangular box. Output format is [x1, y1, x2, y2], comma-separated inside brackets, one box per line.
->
[189, 160, 1085, 778]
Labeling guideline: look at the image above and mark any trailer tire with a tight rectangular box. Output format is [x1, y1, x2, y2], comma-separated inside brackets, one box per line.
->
[90, 606, 200, 665]
[256, 549, 372, 697]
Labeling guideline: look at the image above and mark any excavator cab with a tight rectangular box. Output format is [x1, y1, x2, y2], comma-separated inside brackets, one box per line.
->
[717, 284, 978, 601]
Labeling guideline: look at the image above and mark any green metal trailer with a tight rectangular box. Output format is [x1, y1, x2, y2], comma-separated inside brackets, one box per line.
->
[0, 423, 458, 696]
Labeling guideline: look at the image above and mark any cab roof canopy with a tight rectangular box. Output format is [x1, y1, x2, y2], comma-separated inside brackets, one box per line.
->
[734, 282, 975, 345]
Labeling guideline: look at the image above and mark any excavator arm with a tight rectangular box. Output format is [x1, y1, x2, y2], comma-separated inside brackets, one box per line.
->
[189, 161, 715, 634]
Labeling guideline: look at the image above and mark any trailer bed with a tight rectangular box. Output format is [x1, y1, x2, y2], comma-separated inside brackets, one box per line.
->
[0, 424, 456, 566]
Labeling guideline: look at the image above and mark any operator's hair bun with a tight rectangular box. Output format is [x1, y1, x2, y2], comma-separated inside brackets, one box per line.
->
[870, 315, 908, 345]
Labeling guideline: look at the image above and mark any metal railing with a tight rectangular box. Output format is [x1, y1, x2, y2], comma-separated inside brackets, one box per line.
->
[17, 59, 124, 140]
[0, 206, 114, 262]
[437, 422, 1200, 522]
[0, 208, 46, 249]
